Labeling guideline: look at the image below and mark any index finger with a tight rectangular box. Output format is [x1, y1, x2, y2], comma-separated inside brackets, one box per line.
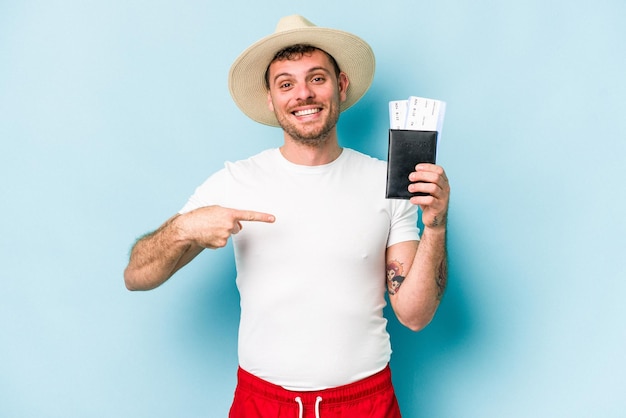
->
[414, 163, 443, 173]
[231, 209, 276, 224]
[414, 164, 448, 181]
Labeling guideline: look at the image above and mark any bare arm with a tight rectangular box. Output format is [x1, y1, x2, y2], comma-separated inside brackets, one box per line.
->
[123, 206, 275, 291]
[123, 214, 200, 291]
[387, 163, 450, 331]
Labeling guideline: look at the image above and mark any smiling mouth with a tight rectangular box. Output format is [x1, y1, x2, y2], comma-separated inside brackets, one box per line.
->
[293, 108, 321, 117]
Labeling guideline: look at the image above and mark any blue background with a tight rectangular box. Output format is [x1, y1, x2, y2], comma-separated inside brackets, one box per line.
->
[1, 0, 625, 417]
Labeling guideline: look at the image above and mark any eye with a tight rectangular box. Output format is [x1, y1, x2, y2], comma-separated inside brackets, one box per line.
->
[311, 75, 326, 83]
[274, 77, 294, 90]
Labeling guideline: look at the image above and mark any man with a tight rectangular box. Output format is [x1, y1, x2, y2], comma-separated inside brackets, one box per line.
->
[124, 15, 450, 418]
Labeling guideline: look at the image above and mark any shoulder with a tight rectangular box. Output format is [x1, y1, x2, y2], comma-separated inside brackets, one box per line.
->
[341, 148, 386, 171]
[339, 149, 388, 184]
[214, 148, 283, 180]
[224, 148, 279, 171]
[179, 149, 278, 213]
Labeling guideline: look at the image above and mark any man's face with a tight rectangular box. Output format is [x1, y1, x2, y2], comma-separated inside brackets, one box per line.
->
[266, 49, 349, 145]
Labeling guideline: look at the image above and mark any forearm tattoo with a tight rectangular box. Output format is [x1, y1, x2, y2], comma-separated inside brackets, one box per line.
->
[436, 256, 448, 301]
[387, 252, 448, 300]
[386, 259, 405, 295]
[430, 213, 447, 229]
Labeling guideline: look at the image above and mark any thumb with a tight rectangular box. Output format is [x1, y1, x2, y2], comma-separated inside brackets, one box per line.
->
[231, 221, 243, 234]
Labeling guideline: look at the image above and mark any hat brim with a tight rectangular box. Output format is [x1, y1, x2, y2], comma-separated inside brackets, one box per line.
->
[228, 26, 375, 127]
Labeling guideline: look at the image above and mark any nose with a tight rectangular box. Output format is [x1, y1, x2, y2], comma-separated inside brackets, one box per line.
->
[294, 81, 314, 101]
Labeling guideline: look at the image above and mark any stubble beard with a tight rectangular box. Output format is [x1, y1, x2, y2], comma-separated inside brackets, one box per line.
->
[275, 100, 341, 148]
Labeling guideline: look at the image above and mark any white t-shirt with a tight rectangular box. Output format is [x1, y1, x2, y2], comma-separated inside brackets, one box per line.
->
[180, 148, 419, 390]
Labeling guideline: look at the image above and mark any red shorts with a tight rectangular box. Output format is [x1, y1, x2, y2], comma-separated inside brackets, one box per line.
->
[229, 365, 402, 418]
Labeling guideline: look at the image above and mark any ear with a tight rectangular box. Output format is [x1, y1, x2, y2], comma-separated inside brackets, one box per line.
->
[338, 72, 350, 103]
[267, 90, 275, 112]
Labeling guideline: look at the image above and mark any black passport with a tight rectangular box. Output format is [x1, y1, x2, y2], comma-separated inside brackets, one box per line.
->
[385, 129, 438, 199]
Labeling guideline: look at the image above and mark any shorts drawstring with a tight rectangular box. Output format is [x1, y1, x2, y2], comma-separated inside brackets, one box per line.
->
[295, 397, 303, 418]
[315, 396, 323, 417]
[294, 396, 323, 418]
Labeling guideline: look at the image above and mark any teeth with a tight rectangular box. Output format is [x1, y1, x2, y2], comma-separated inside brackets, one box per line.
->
[294, 108, 320, 116]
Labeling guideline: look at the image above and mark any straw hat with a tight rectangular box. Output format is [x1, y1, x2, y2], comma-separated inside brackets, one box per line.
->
[228, 15, 375, 127]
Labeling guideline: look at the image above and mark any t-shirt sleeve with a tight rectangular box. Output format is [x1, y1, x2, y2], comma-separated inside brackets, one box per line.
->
[387, 199, 420, 247]
[178, 167, 231, 214]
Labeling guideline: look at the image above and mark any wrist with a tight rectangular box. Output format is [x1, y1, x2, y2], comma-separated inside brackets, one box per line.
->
[422, 211, 447, 231]
[171, 213, 195, 244]
[422, 223, 447, 238]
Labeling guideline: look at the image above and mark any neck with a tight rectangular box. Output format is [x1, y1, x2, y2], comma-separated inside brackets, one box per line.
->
[279, 130, 343, 166]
